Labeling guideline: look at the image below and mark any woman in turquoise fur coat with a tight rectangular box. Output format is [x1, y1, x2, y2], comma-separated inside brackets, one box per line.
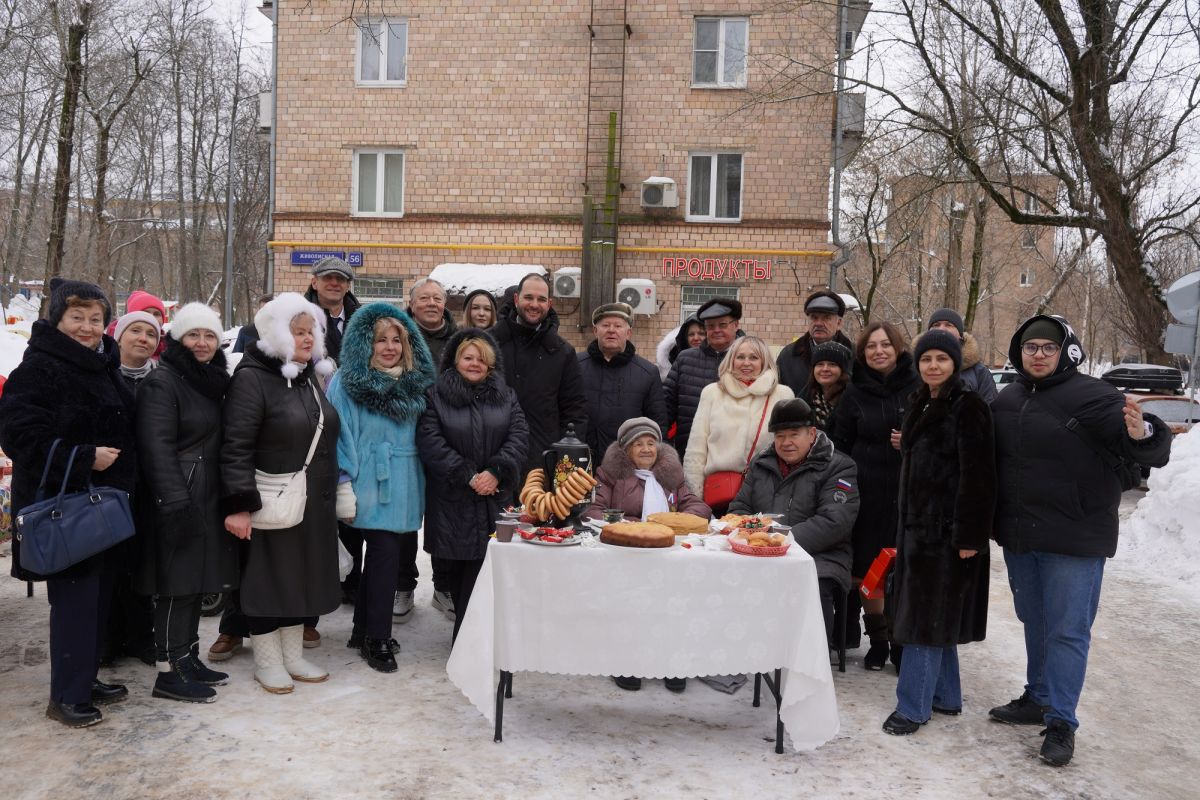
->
[326, 302, 435, 673]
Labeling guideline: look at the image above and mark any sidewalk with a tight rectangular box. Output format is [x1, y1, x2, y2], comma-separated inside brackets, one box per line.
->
[2, 527, 1197, 799]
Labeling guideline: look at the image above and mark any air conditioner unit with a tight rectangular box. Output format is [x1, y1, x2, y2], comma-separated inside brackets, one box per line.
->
[553, 267, 581, 298]
[640, 177, 678, 209]
[617, 279, 657, 315]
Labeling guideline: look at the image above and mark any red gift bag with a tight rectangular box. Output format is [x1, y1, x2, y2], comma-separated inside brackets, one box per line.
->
[859, 548, 897, 600]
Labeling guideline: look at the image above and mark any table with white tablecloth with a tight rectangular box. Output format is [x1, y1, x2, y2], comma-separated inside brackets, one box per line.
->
[446, 538, 839, 752]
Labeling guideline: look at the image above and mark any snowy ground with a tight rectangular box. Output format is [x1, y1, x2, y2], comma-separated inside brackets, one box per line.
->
[1, 489, 1197, 800]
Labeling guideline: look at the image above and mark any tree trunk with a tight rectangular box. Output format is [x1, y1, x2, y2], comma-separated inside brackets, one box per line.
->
[42, 14, 89, 303]
[963, 195, 987, 331]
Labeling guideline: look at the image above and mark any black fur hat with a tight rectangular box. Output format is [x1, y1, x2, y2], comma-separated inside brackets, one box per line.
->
[768, 398, 816, 432]
[47, 278, 111, 327]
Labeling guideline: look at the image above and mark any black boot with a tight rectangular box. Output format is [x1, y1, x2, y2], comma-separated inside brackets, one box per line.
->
[188, 644, 229, 686]
[664, 677, 687, 693]
[348, 630, 401, 653]
[152, 659, 217, 703]
[1040, 720, 1075, 766]
[863, 613, 889, 671]
[360, 637, 398, 673]
[91, 679, 129, 705]
[46, 700, 102, 728]
[844, 590, 863, 650]
[613, 676, 642, 691]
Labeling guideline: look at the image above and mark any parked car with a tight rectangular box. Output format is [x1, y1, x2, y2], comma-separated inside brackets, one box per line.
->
[1126, 393, 1200, 436]
[1124, 392, 1199, 489]
[991, 368, 1018, 389]
[1103, 363, 1185, 394]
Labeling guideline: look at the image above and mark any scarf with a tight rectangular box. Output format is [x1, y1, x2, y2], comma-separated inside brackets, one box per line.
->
[372, 363, 407, 379]
[634, 468, 670, 520]
[811, 391, 836, 430]
[119, 360, 154, 381]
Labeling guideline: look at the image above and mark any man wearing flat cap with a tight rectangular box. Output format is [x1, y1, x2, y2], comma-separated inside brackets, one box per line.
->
[664, 296, 745, 455]
[303, 255, 361, 362]
[729, 398, 858, 646]
[578, 302, 668, 457]
[778, 289, 855, 396]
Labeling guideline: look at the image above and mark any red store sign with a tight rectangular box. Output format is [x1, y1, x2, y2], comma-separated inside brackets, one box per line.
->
[661, 257, 774, 281]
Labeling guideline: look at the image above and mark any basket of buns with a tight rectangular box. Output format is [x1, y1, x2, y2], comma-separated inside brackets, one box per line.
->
[726, 515, 792, 557]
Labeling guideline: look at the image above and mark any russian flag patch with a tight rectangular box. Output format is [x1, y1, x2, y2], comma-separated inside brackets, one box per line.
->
[836, 479, 854, 492]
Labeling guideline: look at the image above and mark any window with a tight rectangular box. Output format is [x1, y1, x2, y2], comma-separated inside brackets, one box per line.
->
[693, 17, 748, 88]
[1019, 270, 1033, 288]
[1021, 227, 1039, 249]
[357, 20, 408, 85]
[681, 285, 740, 322]
[688, 153, 743, 222]
[353, 149, 405, 217]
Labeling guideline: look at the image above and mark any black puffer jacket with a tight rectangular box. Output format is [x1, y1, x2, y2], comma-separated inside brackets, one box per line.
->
[777, 330, 855, 396]
[992, 315, 1171, 558]
[729, 431, 858, 594]
[409, 307, 459, 366]
[829, 352, 922, 576]
[0, 322, 137, 581]
[303, 286, 361, 362]
[220, 342, 342, 618]
[663, 333, 743, 454]
[891, 378, 995, 648]
[577, 340, 668, 457]
[490, 307, 586, 472]
[416, 328, 529, 561]
[135, 338, 238, 596]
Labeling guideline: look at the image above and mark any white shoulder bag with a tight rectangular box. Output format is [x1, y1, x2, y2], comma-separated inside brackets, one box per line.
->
[251, 382, 325, 530]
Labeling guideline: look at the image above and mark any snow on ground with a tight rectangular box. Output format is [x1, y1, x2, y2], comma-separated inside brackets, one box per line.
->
[0, 328, 27, 378]
[1121, 427, 1200, 604]
[2, 524, 1199, 800]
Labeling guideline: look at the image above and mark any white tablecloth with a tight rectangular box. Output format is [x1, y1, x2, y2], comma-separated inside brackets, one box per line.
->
[446, 539, 839, 751]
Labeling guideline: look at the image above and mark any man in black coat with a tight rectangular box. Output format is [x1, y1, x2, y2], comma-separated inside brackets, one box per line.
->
[490, 273, 587, 474]
[777, 290, 855, 396]
[577, 302, 668, 457]
[663, 296, 744, 455]
[407, 278, 459, 365]
[988, 314, 1171, 767]
[730, 398, 858, 645]
[303, 256, 361, 362]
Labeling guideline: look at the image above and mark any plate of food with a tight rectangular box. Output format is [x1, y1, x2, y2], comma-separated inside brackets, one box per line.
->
[499, 505, 525, 519]
[646, 511, 710, 536]
[727, 528, 793, 557]
[597, 521, 677, 551]
[517, 524, 582, 546]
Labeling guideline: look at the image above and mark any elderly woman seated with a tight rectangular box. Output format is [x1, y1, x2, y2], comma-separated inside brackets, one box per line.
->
[586, 417, 710, 525]
[585, 417, 710, 694]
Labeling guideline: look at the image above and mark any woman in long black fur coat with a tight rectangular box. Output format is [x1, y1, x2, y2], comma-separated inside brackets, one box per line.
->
[0, 279, 137, 728]
[882, 329, 996, 736]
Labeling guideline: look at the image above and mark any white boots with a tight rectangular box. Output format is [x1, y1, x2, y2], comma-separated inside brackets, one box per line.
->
[250, 631, 294, 694]
[279, 625, 329, 683]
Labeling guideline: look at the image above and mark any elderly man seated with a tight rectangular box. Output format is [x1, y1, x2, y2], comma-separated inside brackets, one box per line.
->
[728, 398, 859, 644]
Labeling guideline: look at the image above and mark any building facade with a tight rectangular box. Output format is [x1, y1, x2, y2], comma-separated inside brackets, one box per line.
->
[265, 0, 839, 349]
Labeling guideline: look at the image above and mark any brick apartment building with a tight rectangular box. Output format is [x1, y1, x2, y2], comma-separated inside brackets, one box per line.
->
[262, 0, 843, 349]
[841, 174, 1103, 367]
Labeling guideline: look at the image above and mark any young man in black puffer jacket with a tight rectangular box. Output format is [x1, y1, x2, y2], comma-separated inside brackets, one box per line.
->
[988, 314, 1170, 767]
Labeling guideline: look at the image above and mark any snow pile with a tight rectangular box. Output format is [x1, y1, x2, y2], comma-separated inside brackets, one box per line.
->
[429, 263, 547, 296]
[3, 294, 40, 324]
[0, 328, 28, 378]
[1122, 426, 1200, 602]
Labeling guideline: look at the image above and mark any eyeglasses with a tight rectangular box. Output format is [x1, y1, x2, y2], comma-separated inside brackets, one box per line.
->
[1021, 342, 1061, 356]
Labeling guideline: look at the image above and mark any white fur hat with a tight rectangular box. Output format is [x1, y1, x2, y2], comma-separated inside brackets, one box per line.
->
[254, 292, 334, 380]
[169, 302, 223, 341]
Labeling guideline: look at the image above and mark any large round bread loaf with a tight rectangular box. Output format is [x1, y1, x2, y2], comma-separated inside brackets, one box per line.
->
[599, 521, 675, 548]
[646, 511, 709, 535]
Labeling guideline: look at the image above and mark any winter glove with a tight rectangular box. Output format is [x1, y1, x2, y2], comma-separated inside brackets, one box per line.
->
[336, 481, 357, 522]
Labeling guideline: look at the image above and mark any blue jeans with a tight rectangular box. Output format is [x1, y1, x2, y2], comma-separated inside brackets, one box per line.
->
[895, 644, 961, 723]
[1004, 549, 1105, 731]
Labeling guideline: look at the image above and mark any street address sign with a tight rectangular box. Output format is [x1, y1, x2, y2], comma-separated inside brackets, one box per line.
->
[290, 250, 364, 268]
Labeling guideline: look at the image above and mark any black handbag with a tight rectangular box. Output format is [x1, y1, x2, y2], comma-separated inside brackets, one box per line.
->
[14, 439, 135, 576]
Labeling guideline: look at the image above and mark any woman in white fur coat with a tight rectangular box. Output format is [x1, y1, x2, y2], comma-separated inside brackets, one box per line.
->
[683, 336, 793, 515]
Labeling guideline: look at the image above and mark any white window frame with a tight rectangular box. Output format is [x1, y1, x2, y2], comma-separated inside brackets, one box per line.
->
[686, 152, 744, 223]
[356, 19, 408, 86]
[692, 17, 749, 89]
[351, 148, 406, 218]
[1019, 270, 1033, 288]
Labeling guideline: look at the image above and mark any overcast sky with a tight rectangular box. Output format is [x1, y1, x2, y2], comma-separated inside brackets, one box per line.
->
[206, 0, 274, 50]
